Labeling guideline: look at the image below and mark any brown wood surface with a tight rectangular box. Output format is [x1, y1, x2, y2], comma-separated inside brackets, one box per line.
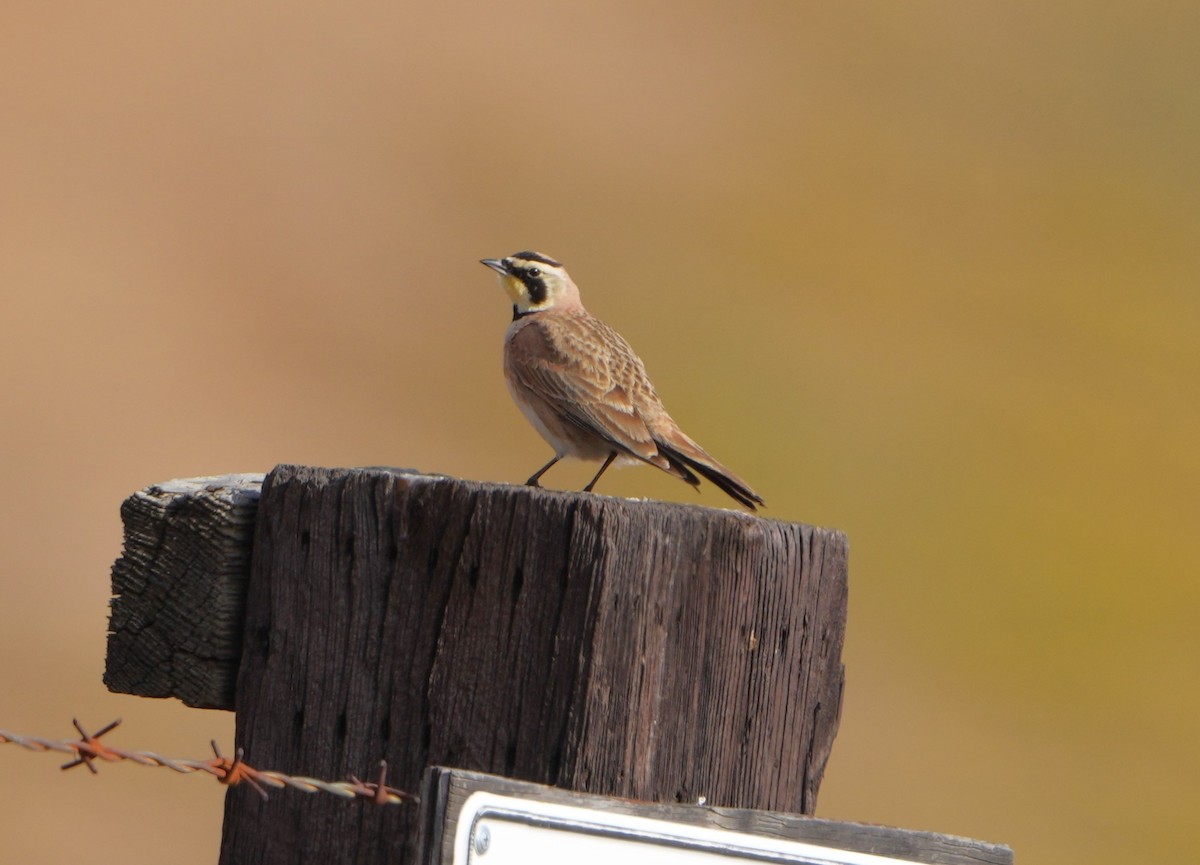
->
[105, 474, 263, 709]
[421, 768, 1013, 865]
[219, 464, 847, 864]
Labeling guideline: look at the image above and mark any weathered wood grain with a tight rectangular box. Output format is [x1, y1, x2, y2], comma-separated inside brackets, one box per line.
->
[105, 474, 263, 709]
[219, 465, 848, 865]
[421, 768, 1014, 865]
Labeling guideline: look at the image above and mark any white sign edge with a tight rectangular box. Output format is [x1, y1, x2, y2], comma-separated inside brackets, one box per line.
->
[450, 791, 932, 865]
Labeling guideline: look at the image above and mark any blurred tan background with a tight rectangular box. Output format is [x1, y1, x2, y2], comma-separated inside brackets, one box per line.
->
[2, 2, 1197, 863]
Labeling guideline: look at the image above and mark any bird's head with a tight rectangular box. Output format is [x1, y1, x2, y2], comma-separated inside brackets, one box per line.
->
[480, 251, 581, 316]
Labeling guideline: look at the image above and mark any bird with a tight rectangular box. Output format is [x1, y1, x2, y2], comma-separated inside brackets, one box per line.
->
[480, 251, 764, 510]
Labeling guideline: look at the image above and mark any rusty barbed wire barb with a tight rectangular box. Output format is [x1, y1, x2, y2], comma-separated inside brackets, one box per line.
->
[208, 741, 269, 801]
[61, 717, 124, 773]
[347, 759, 418, 805]
[1, 719, 417, 806]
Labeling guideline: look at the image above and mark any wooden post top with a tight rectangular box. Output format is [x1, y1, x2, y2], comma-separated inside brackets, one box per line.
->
[107, 466, 846, 711]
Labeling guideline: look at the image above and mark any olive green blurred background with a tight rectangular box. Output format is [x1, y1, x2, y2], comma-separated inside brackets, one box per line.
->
[2, 2, 1197, 863]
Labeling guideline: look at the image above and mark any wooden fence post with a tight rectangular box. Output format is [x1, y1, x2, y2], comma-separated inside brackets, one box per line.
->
[212, 465, 847, 864]
[107, 463, 849, 865]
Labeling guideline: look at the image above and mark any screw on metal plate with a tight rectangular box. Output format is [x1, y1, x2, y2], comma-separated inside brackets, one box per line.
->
[474, 824, 491, 856]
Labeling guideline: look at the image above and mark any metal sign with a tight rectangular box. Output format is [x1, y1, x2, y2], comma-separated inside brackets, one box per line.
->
[453, 792, 936, 865]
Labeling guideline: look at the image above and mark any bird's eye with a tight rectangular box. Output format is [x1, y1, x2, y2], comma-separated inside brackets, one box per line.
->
[527, 267, 541, 277]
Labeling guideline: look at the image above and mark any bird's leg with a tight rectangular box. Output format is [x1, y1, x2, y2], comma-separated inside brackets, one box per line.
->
[583, 451, 618, 493]
[525, 455, 561, 487]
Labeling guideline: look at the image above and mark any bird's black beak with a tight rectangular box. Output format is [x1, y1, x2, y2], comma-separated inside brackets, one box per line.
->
[480, 258, 509, 275]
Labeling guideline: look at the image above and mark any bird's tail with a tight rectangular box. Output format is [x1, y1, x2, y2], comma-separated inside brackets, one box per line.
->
[655, 433, 765, 511]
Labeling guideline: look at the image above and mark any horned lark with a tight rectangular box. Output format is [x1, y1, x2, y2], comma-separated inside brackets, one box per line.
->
[481, 251, 765, 510]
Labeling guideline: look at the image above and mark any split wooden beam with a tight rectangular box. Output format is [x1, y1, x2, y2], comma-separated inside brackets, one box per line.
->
[106, 474, 264, 709]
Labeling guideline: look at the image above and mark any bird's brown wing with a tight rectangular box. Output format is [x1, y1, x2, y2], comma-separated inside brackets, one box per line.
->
[508, 312, 763, 508]
[507, 314, 684, 475]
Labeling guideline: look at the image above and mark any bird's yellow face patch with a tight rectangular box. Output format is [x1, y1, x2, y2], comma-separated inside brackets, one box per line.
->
[498, 269, 533, 305]
[483, 251, 567, 314]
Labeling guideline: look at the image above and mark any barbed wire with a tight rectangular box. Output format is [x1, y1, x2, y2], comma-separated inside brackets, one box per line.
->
[0, 718, 417, 806]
